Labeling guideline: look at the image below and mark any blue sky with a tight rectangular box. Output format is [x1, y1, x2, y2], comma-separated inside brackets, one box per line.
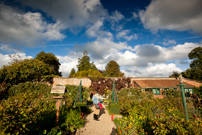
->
[0, 0, 202, 77]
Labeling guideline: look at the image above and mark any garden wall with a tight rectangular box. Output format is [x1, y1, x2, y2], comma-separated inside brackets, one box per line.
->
[52, 77, 178, 88]
[53, 77, 91, 87]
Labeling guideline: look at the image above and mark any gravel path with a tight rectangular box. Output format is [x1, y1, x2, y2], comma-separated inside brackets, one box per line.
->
[75, 105, 117, 135]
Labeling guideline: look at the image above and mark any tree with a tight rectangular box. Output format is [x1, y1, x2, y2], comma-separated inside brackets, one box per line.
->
[169, 71, 180, 79]
[105, 60, 124, 77]
[182, 47, 202, 81]
[73, 69, 103, 78]
[69, 68, 76, 77]
[0, 59, 52, 85]
[35, 51, 62, 76]
[77, 51, 97, 72]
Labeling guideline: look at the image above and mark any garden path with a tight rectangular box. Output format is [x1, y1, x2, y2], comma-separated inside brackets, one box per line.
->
[75, 104, 117, 135]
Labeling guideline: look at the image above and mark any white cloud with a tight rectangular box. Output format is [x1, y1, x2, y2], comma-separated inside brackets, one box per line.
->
[0, 4, 65, 47]
[19, 0, 106, 29]
[0, 53, 32, 68]
[74, 37, 132, 60]
[116, 30, 138, 41]
[0, 43, 24, 52]
[57, 41, 201, 77]
[124, 63, 182, 77]
[139, 0, 202, 34]
[162, 40, 176, 45]
[86, 19, 113, 38]
[108, 10, 125, 31]
[131, 12, 138, 20]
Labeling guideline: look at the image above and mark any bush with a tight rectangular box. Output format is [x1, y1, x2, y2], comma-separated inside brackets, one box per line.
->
[110, 103, 120, 114]
[8, 81, 51, 97]
[113, 87, 202, 135]
[73, 69, 103, 78]
[60, 108, 84, 132]
[0, 82, 9, 100]
[162, 88, 181, 98]
[0, 59, 52, 85]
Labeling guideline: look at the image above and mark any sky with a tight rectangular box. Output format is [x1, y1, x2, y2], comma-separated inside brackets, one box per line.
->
[0, 0, 202, 77]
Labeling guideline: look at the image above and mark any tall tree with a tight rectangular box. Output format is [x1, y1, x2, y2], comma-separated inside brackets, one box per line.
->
[77, 51, 97, 71]
[105, 60, 124, 77]
[69, 68, 76, 77]
[35, 51, 62, 76]
[182, 47, 202, 81]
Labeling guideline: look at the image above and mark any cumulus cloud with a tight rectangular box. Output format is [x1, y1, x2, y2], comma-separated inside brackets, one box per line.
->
[116, 30, 138, 41]
[0, 53, 32, 68]
[57, 41, 201, 77]
[102, 42, 201, 68]
[0, 4, 65, 47]
[124, 63, 182, 77]
[139, 0, 202, 34]
[56, 52, 82, 77]
[73, 37, 132, 60]
[19, 0, 106, 29]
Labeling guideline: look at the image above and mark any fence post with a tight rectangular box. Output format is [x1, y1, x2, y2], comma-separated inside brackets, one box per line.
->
[178, 74, 189, 121]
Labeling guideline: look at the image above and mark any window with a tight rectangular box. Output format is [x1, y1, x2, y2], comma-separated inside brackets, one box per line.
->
[152, 88, 160, 95]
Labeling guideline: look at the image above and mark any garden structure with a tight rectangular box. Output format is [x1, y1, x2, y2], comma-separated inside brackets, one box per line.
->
[132, 79, 195, 99]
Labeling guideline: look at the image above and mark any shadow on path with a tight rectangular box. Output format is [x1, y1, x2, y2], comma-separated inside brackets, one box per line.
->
[99, 108, 106, 118]
[110, 127, 117, 135]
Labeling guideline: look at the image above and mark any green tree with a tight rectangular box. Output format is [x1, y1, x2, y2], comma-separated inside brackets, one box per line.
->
[69, 68, 76, 77]
[169, 71, 180, 79]
[77, 51, 97, 71]
[0, 59, 52, 85]
[188, 47, 202, 81]
[182, 47, 202, 81]
[105, 60, 124, 77]
[35, 51, 62, 76]
[73, 69, 103, 78]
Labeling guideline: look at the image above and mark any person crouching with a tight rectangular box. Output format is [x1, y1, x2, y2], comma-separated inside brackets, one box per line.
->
[92, 93, 100, 121]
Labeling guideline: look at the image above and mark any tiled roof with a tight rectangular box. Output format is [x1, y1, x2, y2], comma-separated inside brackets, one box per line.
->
[133, 80, 195, 88]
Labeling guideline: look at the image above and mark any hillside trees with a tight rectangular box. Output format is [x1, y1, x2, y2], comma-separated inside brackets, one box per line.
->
[105, 60, 124, 77]
[35, 51, 62, 76]
[182, 47, 202, 81]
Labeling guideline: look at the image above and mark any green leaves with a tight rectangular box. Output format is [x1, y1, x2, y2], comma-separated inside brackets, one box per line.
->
[0, 59, 52, 85]
[105, 60, 124, 77]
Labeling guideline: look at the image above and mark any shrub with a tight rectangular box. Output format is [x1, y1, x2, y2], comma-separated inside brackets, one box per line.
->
[61, 108, 84, 132]
[162, 88, 181, 98]
[110, 103, 120, 114]
[0, 82, 9, 100]
[0, 59, 52, 85]
[8, 81, 51, 97]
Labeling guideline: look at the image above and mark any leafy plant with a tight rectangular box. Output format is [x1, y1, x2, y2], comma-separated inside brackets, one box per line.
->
[110, 103, 120, 114]
[61, 108, 84, 132]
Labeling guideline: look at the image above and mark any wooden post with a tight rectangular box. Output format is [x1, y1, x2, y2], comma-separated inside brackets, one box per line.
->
[50, 86, 65, 127]
[56, 99, 61, 126]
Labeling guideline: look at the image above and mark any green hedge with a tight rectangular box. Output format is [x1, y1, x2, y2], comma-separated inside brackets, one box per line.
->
[110, 103, 120, 114]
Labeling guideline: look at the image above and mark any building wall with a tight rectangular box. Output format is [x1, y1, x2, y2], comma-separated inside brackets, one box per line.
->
[53, 77, 91, 87]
